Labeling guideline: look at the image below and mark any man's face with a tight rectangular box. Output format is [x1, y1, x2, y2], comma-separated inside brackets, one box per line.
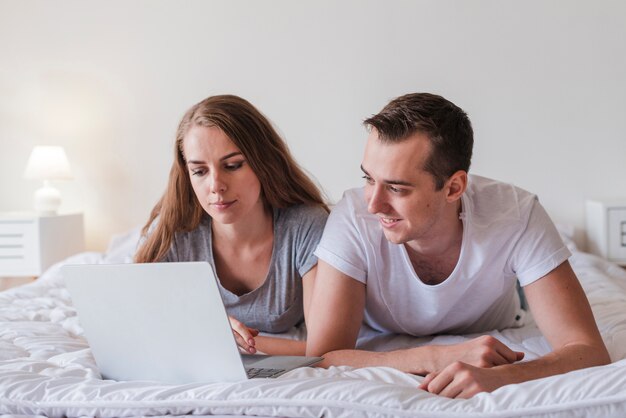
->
[361, 130, 450, 246]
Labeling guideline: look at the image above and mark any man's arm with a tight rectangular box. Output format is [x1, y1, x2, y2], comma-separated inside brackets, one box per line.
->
[420, 260, 611, 398]
[305, 260, 365, 358]
[306, 260, 523, 374]
[302, 265, 317, 324]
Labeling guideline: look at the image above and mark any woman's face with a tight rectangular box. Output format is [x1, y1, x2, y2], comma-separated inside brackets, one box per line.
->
[182, 125, 264, 225]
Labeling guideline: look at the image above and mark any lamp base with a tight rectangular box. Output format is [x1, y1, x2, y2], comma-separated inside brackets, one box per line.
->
[33, 184, 61, 215]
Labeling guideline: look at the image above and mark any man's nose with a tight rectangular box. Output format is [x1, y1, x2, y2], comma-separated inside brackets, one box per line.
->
[366, 185, 385, 214]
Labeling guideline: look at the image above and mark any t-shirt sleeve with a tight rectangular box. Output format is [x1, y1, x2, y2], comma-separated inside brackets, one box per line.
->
[509, 199, 572, 286]
[295, 206, 329, 277]
[314, 192, 369, 283]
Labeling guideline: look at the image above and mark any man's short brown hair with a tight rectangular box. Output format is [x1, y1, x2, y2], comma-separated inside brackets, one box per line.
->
[364, 93, 473, 190]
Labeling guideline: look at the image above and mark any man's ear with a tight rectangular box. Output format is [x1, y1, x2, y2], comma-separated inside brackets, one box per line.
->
[445, 171, 468, 202]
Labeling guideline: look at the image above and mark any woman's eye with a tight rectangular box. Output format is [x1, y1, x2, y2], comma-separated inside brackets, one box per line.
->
[225, 161, 244, 171]
[190, 168, 205, 176]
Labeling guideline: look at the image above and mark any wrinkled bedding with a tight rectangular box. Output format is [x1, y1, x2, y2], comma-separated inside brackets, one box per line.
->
[1, 231, 626, 418]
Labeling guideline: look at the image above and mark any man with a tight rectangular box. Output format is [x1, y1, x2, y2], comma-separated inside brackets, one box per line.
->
[306, 93, 609, 398]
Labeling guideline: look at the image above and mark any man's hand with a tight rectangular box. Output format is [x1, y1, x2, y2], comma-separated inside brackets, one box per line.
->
[419, 362, 510, 398]
[416, 336, 524, 398]
[419, 261, 611, 398]
[228, 315, 259, 354]
[430, 335, 524, 371]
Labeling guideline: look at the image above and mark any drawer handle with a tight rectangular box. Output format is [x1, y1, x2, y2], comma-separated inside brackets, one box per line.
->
[0, 234, 23, 238]
[0, 245, 23, 249]
[0, 255, 24, 259]
[0, 220, 33, 224]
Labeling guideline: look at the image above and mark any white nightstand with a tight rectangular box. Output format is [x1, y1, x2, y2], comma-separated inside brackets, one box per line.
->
[0, 213, 84, 277]
[585, 200, 626, 266]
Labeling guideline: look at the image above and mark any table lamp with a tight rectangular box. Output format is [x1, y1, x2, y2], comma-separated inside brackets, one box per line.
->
[23, 146, 74, 215]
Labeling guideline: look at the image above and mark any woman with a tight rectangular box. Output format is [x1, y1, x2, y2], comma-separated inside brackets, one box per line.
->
[135, 95, 328, 355]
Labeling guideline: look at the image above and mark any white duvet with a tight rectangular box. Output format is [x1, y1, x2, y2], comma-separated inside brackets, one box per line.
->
[2, 232, 626, 418]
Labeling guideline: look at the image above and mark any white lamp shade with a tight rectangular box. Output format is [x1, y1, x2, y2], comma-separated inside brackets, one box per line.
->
[23, 146, 73, 180]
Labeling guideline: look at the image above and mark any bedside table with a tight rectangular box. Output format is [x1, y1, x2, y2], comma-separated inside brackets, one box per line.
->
[585, 200, 626, 266]
[0, 213, 84, 277]
[0, 277, 36, 291]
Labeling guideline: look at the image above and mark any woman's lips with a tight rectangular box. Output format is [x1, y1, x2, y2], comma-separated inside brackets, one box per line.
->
[211, 200, 236, 210]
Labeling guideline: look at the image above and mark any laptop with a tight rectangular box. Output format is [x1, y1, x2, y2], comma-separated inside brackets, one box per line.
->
[62, 262, 322, 384]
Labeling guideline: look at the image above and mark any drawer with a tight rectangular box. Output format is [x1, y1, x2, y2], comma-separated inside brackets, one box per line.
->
[0, 219, 37, 233]
[0, 220, 40, 276]
[608, 208, 626, 262]
[0, 213, 84, 277]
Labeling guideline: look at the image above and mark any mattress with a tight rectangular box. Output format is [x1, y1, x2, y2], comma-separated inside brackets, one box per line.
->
[1, 231, 626, 417]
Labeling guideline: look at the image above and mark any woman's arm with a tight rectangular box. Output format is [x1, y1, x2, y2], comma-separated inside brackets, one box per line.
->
[254, 264, 319, 356]
[232, 264, 318, 356]
[254, 337, 306, 355]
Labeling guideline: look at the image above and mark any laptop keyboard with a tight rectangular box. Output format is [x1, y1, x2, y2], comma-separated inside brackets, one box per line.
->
[246, 367, 286, 378]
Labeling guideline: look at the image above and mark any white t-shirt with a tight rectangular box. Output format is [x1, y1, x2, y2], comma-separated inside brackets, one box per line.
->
[315, 175, 571, 336]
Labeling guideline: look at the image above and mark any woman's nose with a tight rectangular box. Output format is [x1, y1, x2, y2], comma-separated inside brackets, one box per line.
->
[208, 172, 227, 194]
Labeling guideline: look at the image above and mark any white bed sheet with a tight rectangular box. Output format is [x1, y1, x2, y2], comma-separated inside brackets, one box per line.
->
[1, 231, 626, 417]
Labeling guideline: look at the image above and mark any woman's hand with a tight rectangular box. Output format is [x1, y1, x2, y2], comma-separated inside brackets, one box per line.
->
[228, 315, 259, 354]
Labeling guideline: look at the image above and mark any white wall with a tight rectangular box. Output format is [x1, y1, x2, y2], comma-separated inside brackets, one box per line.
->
[1, 0, 625, 250]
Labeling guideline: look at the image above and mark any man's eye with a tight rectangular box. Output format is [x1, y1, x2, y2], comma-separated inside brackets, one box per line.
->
[389, 185, 402, 193]
[362, 175, 374, 185]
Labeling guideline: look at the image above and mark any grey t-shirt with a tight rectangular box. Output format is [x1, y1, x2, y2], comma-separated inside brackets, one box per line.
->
[163, 204, 328, 333]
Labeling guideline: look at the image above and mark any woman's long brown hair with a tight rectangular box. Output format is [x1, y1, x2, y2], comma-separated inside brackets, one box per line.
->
[135, 95, 328, 263]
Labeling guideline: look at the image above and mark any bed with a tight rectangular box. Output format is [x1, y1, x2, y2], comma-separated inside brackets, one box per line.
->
[1, 228, 626, 418]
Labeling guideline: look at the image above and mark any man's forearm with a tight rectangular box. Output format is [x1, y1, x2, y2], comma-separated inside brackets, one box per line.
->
[318, 335, 526, 375]
[319, 346, 436, 374]
[492, 342, 610, 385]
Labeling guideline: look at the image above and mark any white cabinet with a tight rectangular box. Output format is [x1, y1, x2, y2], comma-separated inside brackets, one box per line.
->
[0, 213, 84, 276]
[586, 200, 626, 266]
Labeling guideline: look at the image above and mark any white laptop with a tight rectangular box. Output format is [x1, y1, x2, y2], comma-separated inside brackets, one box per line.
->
[62, 262, 322, 384]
